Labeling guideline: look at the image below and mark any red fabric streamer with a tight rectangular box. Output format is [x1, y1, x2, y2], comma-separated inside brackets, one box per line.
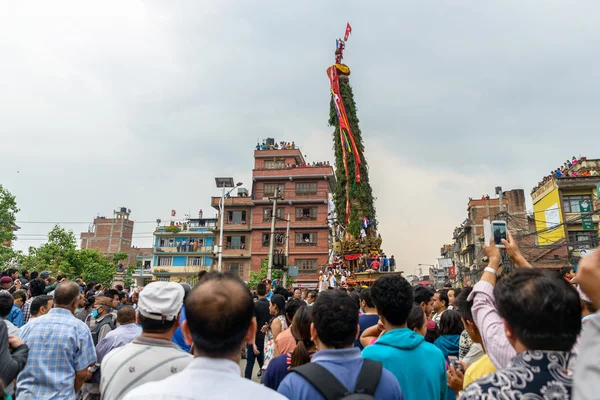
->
[344, 23, 352, 41]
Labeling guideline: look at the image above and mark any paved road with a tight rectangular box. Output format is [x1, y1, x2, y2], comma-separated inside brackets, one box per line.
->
[239, 358, 261, 383]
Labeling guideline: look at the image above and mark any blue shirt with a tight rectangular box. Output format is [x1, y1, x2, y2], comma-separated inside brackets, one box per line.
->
[7, 305, 24, 327]
[172, 305, 190, 352]
[17, 308, 97, 400]
[266, 291, 274, 301]
[277, 348, 403, 400]
[96, 323, 141, 363]
[355, 314, 379, 349]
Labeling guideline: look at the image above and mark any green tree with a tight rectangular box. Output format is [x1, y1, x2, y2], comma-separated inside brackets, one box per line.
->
[248, 259, 296, 290]
[329, 70, 377, 238]
[0, 185, 20, 264]
[123, 264, 136, 289]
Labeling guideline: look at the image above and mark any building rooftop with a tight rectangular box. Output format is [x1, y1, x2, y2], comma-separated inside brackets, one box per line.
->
[531, 157, 599, 198]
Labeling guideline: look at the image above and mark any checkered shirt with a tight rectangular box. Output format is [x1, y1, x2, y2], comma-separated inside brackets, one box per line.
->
[17, 307, 97, 400]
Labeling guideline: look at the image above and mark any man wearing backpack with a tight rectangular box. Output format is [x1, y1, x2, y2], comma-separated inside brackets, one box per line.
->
[277, 290, 403, 400]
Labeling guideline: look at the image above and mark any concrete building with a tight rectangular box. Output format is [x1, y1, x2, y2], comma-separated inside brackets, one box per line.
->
[210, 193, 252, 279]
[250, 141, 334, 285]
[531, 158, 600, 265]
[81, 207, 134, 255]
[151, 216, 217, 283]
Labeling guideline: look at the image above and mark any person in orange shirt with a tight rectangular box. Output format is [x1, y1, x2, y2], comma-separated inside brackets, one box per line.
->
[275, 299, 304, 356]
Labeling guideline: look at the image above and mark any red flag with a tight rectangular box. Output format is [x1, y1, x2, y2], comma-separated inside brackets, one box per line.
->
[344, 23, 352, 41]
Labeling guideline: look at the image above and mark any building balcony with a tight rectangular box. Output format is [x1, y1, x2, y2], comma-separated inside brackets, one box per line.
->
[252, 166, 334, 180]
[153, 246, 213, 254]
[152, 266, 210, 275]
[211, 196, 253, 209]
[154, 227, 215, 235]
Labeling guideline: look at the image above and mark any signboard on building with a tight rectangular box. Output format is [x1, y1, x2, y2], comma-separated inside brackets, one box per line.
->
[580, 200, 595, 231]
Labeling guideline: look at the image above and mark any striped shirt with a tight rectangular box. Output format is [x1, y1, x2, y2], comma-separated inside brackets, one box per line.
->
[468, 281, 516, 369]
[21, 297, 35, 324]
[17, 307, 97, 400]
[100, 335, 193, 400]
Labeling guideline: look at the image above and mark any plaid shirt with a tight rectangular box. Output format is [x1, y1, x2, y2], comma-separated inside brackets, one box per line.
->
[17, 308, 97, 400]
[21, 297, 35, 324]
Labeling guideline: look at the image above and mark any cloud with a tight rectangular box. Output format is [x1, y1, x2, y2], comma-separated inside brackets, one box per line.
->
[3, 1, 599, 270]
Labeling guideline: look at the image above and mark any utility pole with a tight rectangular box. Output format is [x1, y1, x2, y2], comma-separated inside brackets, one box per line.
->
[266, 187, 281, 280]
[283, 212, 290, 288]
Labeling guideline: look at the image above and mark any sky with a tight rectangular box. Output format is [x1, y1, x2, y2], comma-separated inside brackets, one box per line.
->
[2, 1, 599, 275]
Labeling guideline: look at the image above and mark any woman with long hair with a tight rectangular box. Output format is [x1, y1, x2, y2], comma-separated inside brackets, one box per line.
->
[261, 294, 287, 373]
[263, 306, 315, 390]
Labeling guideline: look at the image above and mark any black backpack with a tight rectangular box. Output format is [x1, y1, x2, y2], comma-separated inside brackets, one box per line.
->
[291, 359, 382, 400]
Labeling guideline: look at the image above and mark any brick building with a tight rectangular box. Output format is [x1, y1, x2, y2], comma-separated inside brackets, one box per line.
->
[211, 140, 334, 285]
[80, 207, 151, 266]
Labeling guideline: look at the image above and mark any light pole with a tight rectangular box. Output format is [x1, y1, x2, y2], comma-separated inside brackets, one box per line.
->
[215, 177, 242, 272]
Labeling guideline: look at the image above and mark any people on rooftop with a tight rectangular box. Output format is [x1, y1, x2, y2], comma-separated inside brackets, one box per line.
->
[531, 156, 594, 194]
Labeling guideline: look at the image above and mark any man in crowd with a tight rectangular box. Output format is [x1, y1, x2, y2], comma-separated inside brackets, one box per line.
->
[363, 275, 446, 400]
[117, 291, 129, 310]
[8, 290, 25, 327]
[447, 288, 461, 310]
[172, 283, 192, 352]
[86, 296, 116, 345]
[0, 317, 28, 398]
[96, 306, 140, 362]
[573, 246, 600, 399]
[0, 291, 21, 337]
[446, 287, 495, 395]
[432, 290, 449, 325]
[414, 285, 437, 343]
[275, 298, 304, 355]
[22, 278, 47, 324]
[29, 295, 53, 319]
[278, 290, 403, 399]
[462, 238, 580, 398]
[18, 281, 96, 399]
[246, 282, 270, 380]
[123, 272, 285, 399]
[0, 276, 14, 291]
[306, 290, 317, 307]
[19, 269, 30, 285]
[263, 279, 274, 300]
[100, 282, 192, 400]
[356, 289, 379, 349]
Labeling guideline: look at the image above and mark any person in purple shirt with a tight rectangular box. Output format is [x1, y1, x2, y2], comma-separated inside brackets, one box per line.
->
[96, 306, 141, 362]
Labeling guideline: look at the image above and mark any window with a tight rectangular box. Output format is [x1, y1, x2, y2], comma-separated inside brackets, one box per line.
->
[296, 183, 317, 196]
[226, 236, 246, 250]
[296, 207, 318, 221]
[157, 276, 171, 282]
[262, 233, 286, 247]
[143, 261, 151, 269]
[563, 195, 593, 213]
[296, 232, 317, 246]
[227, 263, 243, 276]
[187, 257, 205, 266]
[158, 257, 172, 266]
[264, 160, 286, 169]
[159, 238, 175, 247]
[568, 231, 599, 249]
[227, 211, 247, 224]
[263, 207, 283, 222]
[264, 183, 285, 198]
[296, 259, 317, 274]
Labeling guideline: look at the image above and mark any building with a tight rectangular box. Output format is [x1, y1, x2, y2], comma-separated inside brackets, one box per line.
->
[210, 192, 253, 278]
[249, 140, 334, 285]
[450, 189, 530, 286]
[151, 216, 217, 283]
[80, 207, 152, 267]
[531, 158, 600, 264]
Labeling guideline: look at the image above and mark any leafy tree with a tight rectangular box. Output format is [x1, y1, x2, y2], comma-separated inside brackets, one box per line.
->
[248, 259, 296, 290]
[123, 264, 136, 289]
[0, 185, 20, 264]
[329, 70, 377, 238]
[112, 252, 129, 264]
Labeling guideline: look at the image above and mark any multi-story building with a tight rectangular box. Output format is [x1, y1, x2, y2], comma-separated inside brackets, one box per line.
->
[249, 142, 334, 285]
[81, 207, 134, 255]
[151, 217, 217, 283]
[450, 189, 530, 286]
[532, 158, 600, 262]
[210, 192, 253, 279]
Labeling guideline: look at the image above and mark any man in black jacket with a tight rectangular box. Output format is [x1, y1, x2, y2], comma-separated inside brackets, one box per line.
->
[0, 307, 29, 394]
[245, 282, 270, 380]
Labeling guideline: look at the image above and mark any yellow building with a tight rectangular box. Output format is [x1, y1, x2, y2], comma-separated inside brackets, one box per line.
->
[532, 159, 600, 255]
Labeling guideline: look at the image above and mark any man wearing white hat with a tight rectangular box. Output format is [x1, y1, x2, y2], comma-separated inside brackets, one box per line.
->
[100, 282, 192, 400]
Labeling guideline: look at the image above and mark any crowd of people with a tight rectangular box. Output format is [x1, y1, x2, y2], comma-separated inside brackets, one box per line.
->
[256, 141, 296, 151]
[1, 232, 600, 399]
[531, 156, 598, 194]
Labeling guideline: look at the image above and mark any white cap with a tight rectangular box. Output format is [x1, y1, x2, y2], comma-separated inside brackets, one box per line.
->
[138, 282, 184, 321]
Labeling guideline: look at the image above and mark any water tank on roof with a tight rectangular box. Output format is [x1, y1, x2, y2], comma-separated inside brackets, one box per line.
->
[238, 188, 249, 197]
[120, 207, 127, 213]
[265, 138, 275, 146]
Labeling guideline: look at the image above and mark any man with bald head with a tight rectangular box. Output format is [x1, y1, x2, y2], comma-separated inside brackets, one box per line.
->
[17, 281, 97, 400]
[96, 306, 140, 362]
[123, 272, 285, 399]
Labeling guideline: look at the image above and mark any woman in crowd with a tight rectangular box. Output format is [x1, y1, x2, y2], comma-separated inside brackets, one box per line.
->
[262, 294, 287, 373]
[433, 310, 463, 400]
[263, 306, 314, 390]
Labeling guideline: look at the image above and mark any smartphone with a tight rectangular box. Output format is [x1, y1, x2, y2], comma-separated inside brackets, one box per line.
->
[492, 220, 507, 249]
[448, 355, 462, 370]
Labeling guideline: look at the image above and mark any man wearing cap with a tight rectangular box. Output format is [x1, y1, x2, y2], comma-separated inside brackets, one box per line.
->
[122, 272, 285, 400]
[0, 276, 14, 291]
[100, 282, 193, 400]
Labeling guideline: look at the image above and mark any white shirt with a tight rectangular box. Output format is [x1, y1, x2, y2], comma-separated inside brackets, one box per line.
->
[122, 357, 286, 400]
[100, 336, 193, 400]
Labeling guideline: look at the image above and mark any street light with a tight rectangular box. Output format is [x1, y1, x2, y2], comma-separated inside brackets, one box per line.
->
[215, 177, 243, 272]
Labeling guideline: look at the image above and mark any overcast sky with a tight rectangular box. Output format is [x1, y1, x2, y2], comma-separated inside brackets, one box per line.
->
[2, 1, 599, 274]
